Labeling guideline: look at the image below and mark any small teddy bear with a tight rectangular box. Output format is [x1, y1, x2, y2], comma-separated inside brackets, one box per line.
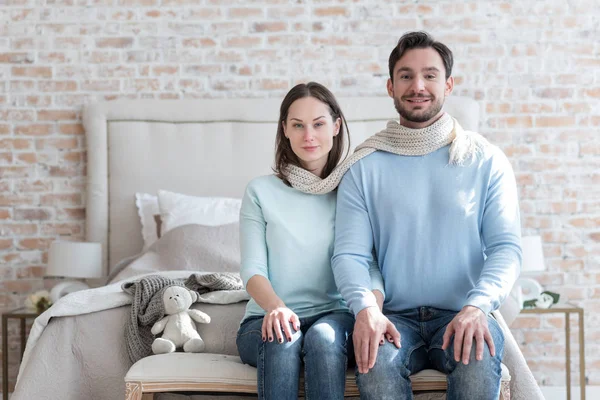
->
[151, 285, 211, 354]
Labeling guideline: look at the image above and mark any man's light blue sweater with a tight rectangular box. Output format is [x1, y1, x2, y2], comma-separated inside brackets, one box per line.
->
[240, 175, 384, 322]
[332, 143, 522, 317]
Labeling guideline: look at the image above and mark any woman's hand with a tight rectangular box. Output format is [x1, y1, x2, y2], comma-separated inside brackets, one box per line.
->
[262, 307, 300, 343]
[244, 276, 300, 343]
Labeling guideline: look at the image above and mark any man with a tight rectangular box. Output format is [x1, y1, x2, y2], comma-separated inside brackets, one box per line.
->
[332, 31, 521, 399]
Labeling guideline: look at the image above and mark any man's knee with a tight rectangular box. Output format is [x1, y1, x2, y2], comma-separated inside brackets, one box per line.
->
[362, 342, 412, 378]
[444, 317, 505, 369]
[443, 339, 502, 373]
[356, 345, 413, 399]
[447, 354, 503, 400]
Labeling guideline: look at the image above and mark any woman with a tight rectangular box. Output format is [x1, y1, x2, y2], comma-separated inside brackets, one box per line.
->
[236, 82, 384, 400]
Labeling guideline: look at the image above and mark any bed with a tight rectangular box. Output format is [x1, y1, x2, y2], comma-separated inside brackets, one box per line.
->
[11, 95, 542, 400]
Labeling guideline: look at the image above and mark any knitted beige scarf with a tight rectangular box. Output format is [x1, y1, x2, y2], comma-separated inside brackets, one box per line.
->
[284, 113, 489, 195]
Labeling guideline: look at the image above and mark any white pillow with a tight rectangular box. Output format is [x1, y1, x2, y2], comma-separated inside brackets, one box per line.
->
[157, 190, 241, 235]
[135, 192, 160, 251]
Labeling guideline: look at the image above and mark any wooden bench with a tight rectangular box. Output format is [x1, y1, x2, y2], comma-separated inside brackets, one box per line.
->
[125, 353, 511, 400]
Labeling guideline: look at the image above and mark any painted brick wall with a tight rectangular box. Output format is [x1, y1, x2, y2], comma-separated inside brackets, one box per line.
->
[1, 0, 598, 395]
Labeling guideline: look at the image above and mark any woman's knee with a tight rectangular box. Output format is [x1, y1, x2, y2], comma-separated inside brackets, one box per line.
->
[304, 322, 349, 355]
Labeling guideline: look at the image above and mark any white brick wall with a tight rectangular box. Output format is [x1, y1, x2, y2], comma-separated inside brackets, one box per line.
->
[1, 0, 599, 394]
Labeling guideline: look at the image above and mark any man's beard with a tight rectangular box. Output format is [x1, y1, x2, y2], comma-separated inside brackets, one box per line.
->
[394, 95, 444, 123]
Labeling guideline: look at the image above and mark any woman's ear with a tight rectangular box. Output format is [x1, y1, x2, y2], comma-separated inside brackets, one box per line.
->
[333, 117, 341, 136]
[282, 121, 288, 138]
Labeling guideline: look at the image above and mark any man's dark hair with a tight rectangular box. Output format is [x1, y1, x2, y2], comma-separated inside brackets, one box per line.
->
[388, 31, 454, 81]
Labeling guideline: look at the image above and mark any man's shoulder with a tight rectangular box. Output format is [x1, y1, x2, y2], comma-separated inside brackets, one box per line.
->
[459, 129, 508, 162]
[460, 133, 515, 175]
[480, 139, 509, 163]
[347, 150, 390, 170]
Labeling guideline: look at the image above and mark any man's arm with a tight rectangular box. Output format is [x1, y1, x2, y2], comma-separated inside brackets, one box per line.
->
[332, 169, 377, 313]
[443, 149, 522, 364]
[332, 170, 400, 374]
[369, 252, 385, 310]
[467, 148, 522, 315]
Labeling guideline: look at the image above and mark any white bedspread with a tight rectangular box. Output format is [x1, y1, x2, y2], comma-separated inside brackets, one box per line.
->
[18, 278, 130, 382]
[14, 270, 249, 400]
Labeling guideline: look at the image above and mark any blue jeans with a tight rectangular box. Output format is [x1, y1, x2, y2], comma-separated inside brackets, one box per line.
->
[357, 307, 504, 400]
[236, 311, 354, 400]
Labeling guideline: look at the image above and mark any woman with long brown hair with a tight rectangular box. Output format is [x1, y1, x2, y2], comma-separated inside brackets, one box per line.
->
[236, 82, 384, 400]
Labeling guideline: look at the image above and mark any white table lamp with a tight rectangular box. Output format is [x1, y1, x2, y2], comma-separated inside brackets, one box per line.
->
[46, 241, 103, 303]
[514, 235, 546, 307]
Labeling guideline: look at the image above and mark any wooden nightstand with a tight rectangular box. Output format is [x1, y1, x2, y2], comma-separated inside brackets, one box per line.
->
[2, 308, 40, 400]
[521, 304, 585, 400]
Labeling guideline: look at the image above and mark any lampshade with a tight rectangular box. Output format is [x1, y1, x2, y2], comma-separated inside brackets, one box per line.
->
[47, 241, 103, 279]
[521, 235, 546, 273]
[512, 235, 547, 308]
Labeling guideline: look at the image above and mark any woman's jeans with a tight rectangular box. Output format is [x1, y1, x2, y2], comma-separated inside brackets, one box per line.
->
[357, 307, 505, 400]
[236, 311, 354, 400]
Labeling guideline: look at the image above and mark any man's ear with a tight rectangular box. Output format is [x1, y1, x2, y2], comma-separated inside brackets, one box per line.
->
[386, 78, 394, 98]
[445, 76, 454, 96]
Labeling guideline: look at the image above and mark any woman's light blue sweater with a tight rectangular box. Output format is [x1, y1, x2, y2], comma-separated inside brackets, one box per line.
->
[240, 174, 384, 322]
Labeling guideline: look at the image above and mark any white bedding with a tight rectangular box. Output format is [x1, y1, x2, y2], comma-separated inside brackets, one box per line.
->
[13, 270, 249, 400]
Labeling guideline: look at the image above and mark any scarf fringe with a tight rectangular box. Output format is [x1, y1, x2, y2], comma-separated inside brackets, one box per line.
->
[449, 130, 490, 166]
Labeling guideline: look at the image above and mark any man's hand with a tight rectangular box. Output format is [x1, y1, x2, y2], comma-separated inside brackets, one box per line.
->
[354, 307, 401, 374]
[442, 306, 495, 365]
[372, 290, 387, 346]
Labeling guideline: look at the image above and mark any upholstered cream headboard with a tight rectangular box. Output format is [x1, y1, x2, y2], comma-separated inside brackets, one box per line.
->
[82, 96, 479, 274]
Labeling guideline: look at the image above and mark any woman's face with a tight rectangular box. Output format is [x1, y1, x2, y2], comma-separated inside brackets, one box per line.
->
[283, 96, 341, 177]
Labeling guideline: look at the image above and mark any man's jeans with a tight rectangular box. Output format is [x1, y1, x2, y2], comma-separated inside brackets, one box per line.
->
[357, 307, 504, 400]
[236, 311, 354, 400]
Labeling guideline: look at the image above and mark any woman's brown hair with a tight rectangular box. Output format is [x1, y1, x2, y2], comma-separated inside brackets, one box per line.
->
[274, 82, 350, 185]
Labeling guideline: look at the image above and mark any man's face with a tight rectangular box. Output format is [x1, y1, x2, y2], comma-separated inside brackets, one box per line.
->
[387, 47, 454, 129]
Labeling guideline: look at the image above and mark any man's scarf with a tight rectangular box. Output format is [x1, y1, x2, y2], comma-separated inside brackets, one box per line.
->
[284, 113, 490, 195]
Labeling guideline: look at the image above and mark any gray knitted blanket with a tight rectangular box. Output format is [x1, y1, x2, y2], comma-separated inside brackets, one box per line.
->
[122, 272, 243, 364]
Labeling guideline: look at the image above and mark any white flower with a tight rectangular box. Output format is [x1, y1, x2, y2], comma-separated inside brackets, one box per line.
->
[25, 290, 53, 311]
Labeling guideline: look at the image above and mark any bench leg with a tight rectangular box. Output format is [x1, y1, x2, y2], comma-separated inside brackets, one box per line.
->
[499, 380, 510, 400]
[125, 382, 143, 400]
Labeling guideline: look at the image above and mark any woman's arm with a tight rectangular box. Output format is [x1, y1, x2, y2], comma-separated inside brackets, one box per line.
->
[245, 275, 286, 312]
[239, 182, 299, 342]
[247, 275, 299, 342]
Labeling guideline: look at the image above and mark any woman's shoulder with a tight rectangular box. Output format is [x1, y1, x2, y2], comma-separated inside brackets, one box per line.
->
[245, 174, 281, 190]
[243, 174, 286, 198]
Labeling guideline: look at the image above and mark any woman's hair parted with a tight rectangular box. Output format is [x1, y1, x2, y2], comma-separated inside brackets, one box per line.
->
[274, 82, 350, 185]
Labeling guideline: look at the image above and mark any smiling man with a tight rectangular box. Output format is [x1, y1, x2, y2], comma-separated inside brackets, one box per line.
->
[332, 31, 522, 399]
